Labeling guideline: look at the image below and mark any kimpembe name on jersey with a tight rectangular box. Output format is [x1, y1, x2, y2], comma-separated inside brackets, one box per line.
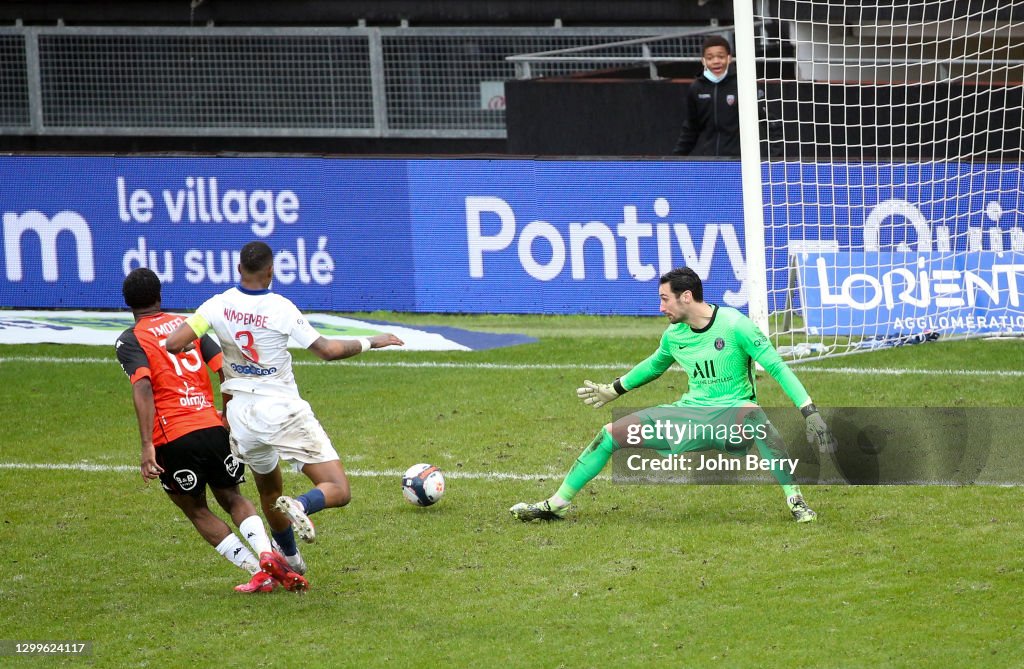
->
[625, 453, 800, 476]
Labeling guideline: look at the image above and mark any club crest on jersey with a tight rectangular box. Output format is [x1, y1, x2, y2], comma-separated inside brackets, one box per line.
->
[715, 338, 726, 350]
[726, 94, 736, 106]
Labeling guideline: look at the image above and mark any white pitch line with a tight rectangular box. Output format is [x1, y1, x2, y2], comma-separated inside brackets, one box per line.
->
[0, 461, 575, 482]
[0, 355, 1021, 377]
[0, 355, 624, 370]
[797, 366, 1024, 378]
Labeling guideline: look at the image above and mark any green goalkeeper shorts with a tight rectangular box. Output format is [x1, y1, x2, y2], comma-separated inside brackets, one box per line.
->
[612, 404, 769, 456]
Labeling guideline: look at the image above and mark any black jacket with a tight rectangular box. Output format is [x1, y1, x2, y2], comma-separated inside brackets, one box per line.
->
[672, 67, 740, 157]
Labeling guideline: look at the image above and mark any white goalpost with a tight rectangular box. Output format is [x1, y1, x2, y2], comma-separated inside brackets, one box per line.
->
[734, 0, 1024, 360]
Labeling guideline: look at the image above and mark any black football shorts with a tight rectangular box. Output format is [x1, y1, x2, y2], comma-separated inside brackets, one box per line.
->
[156, 426, 245, 496]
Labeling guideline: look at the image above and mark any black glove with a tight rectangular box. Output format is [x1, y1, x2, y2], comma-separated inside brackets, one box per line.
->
[802, 403, 837, 454]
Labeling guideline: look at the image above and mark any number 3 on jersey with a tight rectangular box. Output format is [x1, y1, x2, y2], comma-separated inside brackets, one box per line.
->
[235, 330, 260, 363]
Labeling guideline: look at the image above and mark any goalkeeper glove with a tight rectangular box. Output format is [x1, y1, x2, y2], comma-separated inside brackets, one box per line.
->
[576, 379, 627, 409]
[802, 403, 837, 453]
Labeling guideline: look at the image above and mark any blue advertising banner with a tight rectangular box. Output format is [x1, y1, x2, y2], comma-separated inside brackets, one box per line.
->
[1, 157, 1022, 324]
[797, 252, 1024, 335]
[765, 162, 1024, 314]
[0, 157, 747, 315]
[407, 159, 747, 313]
[0, 156, 413, 311]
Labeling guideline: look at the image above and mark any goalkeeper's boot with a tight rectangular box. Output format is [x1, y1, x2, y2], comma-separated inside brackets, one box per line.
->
[259, 551, 309, 592]
[234, 570, 276, 594]
[271, 539, 308, 576]
[788, 495, 818, 523]
[274, 495, 316, 544]
[509, 499, 569, 522]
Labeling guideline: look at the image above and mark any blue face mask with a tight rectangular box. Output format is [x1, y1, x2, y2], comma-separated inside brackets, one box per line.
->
[703, 68, 727, 83]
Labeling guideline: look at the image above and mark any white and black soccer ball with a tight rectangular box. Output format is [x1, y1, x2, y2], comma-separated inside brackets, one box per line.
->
[402, 463, 445, 506]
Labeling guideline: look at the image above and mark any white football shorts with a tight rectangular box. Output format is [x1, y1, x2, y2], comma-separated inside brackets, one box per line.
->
[226, 392, 339, 475]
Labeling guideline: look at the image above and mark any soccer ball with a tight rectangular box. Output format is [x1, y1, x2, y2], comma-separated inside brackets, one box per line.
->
[402, 463, 445, 506]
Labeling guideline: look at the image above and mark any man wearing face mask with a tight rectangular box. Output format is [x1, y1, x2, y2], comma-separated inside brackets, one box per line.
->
[672, 35, 740, 157]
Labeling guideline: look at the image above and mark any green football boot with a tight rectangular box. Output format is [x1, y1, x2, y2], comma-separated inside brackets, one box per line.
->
[788, 495, 818, 523]
[509, 499, 570, 521]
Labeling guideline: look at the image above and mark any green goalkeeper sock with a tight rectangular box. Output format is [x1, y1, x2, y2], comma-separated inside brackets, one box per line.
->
[554, 428, 617, 503]
[782, 484, 802, 501]
[745, 409, 800, 499]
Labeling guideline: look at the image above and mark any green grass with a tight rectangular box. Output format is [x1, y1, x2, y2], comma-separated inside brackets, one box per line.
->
[1, 318, 1022, 668]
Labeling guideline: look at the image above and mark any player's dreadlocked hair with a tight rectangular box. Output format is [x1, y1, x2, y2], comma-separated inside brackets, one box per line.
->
[240, 240, 274, 273]
[122, 267, 161, 310]
[660, 267, 704, 302]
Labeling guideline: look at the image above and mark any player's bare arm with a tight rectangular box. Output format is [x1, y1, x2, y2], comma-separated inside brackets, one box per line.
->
[130, 377, 163, 481]
[216, 369, 232, 431]
[307, 334, 405, 361]
[164, 321, 199, 354]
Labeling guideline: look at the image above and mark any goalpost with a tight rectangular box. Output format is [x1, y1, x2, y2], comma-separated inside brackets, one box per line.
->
[734, 0, 1024, 360]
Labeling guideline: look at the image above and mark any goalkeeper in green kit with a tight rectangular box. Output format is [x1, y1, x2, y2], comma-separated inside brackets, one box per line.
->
[510, 267, 836, 524]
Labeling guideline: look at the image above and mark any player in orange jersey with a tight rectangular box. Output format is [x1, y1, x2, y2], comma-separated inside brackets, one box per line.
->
[116, 267, 306, 593]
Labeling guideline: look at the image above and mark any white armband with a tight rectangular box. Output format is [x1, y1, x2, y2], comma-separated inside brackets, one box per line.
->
[357, 337, 372, 353]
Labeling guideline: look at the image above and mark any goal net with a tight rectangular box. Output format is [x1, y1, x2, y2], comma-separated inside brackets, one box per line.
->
[739, 0, 1024, 359]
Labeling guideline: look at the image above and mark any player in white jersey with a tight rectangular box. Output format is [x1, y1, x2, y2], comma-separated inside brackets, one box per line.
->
[166, 241, 403, 575]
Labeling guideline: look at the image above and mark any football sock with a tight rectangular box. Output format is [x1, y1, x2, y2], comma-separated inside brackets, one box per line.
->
[296, 488, 327, 515]
[783, 485, 803, 502]
[238, 515, 274, 556]
[271, 526, 299, 557]
[216, 533, 260, 575]
[745, 409, 797, 487]
[547, 494, 571, 509]
[554, 428, 618, 503]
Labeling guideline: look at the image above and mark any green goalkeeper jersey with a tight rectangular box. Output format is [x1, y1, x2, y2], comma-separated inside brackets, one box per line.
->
[621, 305, 810, 408]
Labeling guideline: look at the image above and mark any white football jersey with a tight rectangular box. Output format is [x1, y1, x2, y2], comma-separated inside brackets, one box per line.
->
[194, 286, 322, 398]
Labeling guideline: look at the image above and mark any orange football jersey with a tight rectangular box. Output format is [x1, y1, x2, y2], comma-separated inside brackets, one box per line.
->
[116, 312, 224, 446]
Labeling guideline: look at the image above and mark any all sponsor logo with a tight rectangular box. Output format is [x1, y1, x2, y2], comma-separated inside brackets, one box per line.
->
[692, 360, 717, 379]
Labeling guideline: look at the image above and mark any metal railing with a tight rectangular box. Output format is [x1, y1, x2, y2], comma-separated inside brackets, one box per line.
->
[507, 28, 732, 80]
[0, 25, 708, 138]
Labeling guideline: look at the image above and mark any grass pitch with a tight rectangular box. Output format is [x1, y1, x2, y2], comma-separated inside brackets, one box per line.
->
[1, 314, 1022, 668]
